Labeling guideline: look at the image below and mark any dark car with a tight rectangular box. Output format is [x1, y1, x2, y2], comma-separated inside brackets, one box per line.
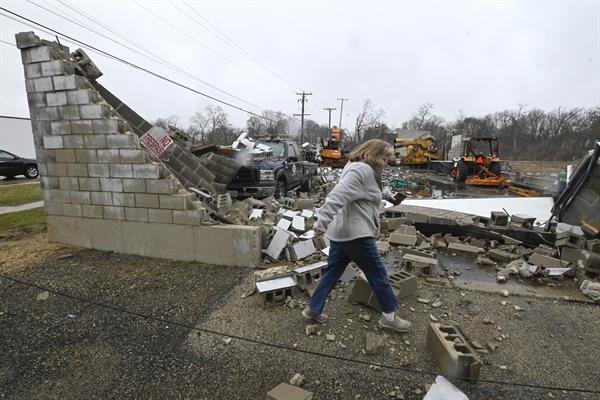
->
[0, 149, 38, 179]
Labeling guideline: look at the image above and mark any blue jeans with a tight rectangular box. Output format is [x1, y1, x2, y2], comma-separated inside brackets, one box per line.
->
[308, 237, 399, 314]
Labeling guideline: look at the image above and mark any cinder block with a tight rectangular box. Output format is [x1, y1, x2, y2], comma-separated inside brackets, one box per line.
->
[293, 261, 328, 289]
[587, 240, 600, 253]
[32, 77, 53, 92]
[40, 176, 59, 189]
[348, 271, 417, 311]
[148, 208, 173, 224]
[109, 164, 133, 178]
[99, 178, 123, 192]
[133, 164, 161, 179]
[50, 121, 70, 137]
[21, 45, 53, 63]
[488, 248, 521, 263]
[106, 134, 138, 149]
[122, 179, 146, 193]
[82, 204, 104, 219]
[92, 119, 121, 134]
[91, 191, 112, 206]
[53, 75, 86, 91]
[135, 193, 159, 208]
[46, 162, 67, 176]
[173, 209, 204, 225]
[48, 188, 71, 203]
[67, 89, 98, 105]
[66, 163, 88, 177]
[402, 246, 437, 259]
[36, 149, 54, 163]
[15, 32, 40, 49]
[560, 247, 583, 264]
[79, 104, 110, 119]
[59, 105, 80, 120]
[63, 135, 85, 148]
[35, 107, 59, 121]
[581, 251, 600, 275]
[528, 253, 569, 269]
[266, 383, 313, 400]
[62, 203, 82, 217]
[46, 92, 67, 106]
[389, 232, 417, 246]
[145, 179, 176, 194]
[119, 149, 144, 163]
[112, 192, 135, 207]
[83, 135, 107, 149]
[490, 211, 509, 226]
[75, 149, 97, 163]
[70, 190, 91, 204]
[78, 177, 100, 191]
[44, 201, 63, 216]
[427, 323, 482, 380]
[555, 231, 585, 249]
[40, 59, 73, 76]
[103, 206, 125, 220]
[87, 163, 110, 177]
[70, 120, 94, 134]
[58, 177, 79, 190]
[54, 149, 76, 163]
[27, 93, 46, 108]
[447, 243, 481, 256]
[25, 79, 35, 93]
[24, 63, 42, 78]
[125, 207, 148, 222]
[97, 149, 120, 163]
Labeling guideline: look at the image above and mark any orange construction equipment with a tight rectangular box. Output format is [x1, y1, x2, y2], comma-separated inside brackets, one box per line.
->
[453, 137, 504, 186]
[320, 126, 349, 168]
[465, 165, 511, 187]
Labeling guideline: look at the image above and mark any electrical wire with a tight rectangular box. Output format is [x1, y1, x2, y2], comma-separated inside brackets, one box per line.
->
[0, 273, 598, 395]
[25, 0, 266, 112]
[0, 6, 276, 122]
[0, 38, 16, 47]
[131, 0, 294, 94]
[0, 115, 30, 120]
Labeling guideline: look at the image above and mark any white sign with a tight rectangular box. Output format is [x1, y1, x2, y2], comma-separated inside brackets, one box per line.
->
[140, 126, 174, 158]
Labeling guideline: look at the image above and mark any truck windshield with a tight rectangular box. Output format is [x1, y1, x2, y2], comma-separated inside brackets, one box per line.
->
[257, 141, 285, 158]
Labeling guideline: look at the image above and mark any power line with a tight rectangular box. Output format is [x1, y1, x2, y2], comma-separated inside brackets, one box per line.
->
[294, 91, 312, 144]
[131, 0, 293, 94]
[0, 6, 277, 122]
[323, 107, 337, 129]
[0, 273, 598, 395]
[0, 38, 16, 47]
[0, 115, 30, 120]
[337, 98, 348, 129]
[175, 0, 302, 92]
[24, 0, 265, 112]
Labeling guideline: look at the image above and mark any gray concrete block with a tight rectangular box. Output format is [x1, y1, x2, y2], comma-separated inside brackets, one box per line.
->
[122, 179, 146, 193]
[44, 201, 63, 216]
[427, 323, 482, 380]
[75, 149, 97, 163]
[109, 164, 133, 178]
[70, 120, 94, 134]
[54, 149, 76, 163]
[87, 163, 110, 177]
[66, 163, 88, 177]
[99, 178, 123, 192]
[145, 179, 177, 194]
[92, 119, 121, 134]
[488, 248, 521, 263]
[46, 162, 67, 176]
[15, 31, 40, 49]
[125, 207, 148, 222]
[447, 243, 481, 256]
[135, 193, 159, 208]
[25, 79, 35, 93]
[103, 206, 125, 220]
[133, 164, 161, 179]
[83, 135, 107, 149]
[43, 135, 64, 149]
[37, 163, 48, 175]
[31, 121, 51, 137]
[58, 176, 79, 190]
[78, 177, 100, 191]
[35, 107, 59, 121]
[62, 203, 82, 217]
[67, 89, 98, 105]
[46, 92, 67, 107]
[63, 135, 85, 148]
[70, 190, 91, 204]
[58, 105, 80, 120]
[119, 149, 144, 163]
[106, 134, 138, 149]
[32, 76, 54, 92]
[81, 204, 104, 219]
[266, 383, 313, 400]
[389, 232, 417, 246]
[21, 46, 54, 63]
[112, 192, 135, 207]
[173, 209, 204, 225]
[148, 208, 173, 224]
[53, 75, 86, 91]
[27, 93, 46, 108]
[79, 104, 109, 119]
[40, 60, 73, 76]
[40, 176, 59, 189]
[24, 63, 42, 78]
[159, 194, 187, 210]
[91, 191, 112, 205]
[36, 149, 55, 163]
[528, 253, 569, 269]
[97, 149, 120, 163]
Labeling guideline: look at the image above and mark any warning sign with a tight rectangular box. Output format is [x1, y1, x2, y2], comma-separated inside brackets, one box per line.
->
[140, 127, 173, 158]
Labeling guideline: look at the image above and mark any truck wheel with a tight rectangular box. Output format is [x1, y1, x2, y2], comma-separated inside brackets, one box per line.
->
[275, 179, 286, 199]
[454, 160, 469, 183]
[300, 177, 312, 192]
[490, 162, 501, 176]
[25, 165, 39, 179]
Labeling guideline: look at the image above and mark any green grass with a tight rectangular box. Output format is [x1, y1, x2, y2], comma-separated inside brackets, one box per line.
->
[0, 207, 46, 234]
[0, 183, 42, 206]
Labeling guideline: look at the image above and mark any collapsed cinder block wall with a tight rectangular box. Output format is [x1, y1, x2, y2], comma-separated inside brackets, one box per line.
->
[16, 31, 262, 267]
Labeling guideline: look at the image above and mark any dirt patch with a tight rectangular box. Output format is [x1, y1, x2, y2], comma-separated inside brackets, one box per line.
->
[0, 232, 70, 274]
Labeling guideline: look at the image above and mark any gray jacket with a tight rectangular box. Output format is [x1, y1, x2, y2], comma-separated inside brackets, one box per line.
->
[314, 161, 382, 242]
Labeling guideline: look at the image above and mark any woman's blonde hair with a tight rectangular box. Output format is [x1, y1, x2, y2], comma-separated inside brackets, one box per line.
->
[348, 139, 394, 168]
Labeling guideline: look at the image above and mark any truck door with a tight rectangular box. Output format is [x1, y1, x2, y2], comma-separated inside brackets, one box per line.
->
[0, 150, 19, 177]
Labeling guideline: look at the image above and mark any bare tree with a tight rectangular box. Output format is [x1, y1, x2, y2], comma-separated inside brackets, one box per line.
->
[354, 99, 385, 144]
[189, 111, 210, 146]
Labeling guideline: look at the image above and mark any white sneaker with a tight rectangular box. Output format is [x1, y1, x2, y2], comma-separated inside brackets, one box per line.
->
[378, 315, 412, 333]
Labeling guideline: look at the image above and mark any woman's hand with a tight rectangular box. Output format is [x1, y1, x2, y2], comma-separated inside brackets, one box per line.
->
[314, 228, 325, 236]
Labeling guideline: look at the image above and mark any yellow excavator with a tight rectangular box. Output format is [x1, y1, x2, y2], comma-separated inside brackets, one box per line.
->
[320, 126, 349, 168]
[394, 134, 440, 166]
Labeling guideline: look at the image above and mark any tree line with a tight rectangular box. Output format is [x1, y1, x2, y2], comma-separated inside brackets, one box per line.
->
[155, 101, 600, 161]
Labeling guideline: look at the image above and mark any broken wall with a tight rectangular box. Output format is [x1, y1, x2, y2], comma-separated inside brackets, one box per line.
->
[16, 32, 261, 267]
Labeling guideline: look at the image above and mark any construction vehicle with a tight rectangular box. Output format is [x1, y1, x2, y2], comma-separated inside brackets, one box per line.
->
[393, 134, 440, 166]
[452, 137, 510, 187]
[319, 126, 349, 168]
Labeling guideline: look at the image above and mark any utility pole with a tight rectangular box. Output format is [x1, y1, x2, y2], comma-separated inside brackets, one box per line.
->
[323, 107, 337, 129]
[336, 98, 348, 128]
[294, 92, 312, 143]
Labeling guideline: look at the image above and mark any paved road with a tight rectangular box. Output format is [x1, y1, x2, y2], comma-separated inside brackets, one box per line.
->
[0, 200, 44, 215]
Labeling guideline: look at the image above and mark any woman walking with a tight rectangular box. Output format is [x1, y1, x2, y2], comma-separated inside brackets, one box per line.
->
[302, 139, 412, 333]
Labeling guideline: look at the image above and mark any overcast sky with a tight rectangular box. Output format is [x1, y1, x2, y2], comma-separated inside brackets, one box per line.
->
[1, 0, 599, 156]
